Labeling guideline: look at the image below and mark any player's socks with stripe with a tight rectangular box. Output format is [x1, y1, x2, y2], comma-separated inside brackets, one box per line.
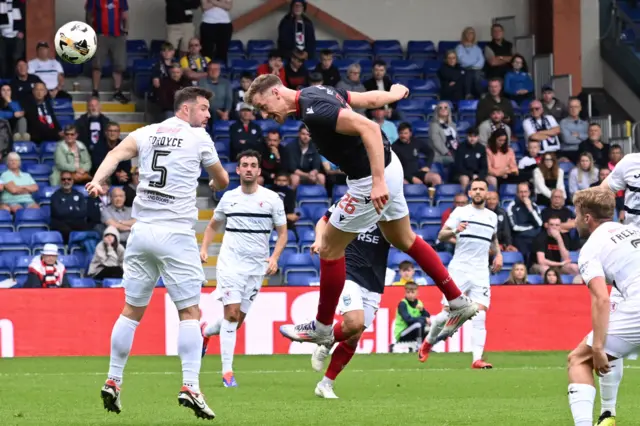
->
[220, 319, 238, 386]
[316, 257, 347, 327]
[471, 310, 487, 363]
[108, 315, 139, 386]
[325, 341, 356, 381]
[404, 237, 462, 301]
[568, 383, 596, 426]
[178, 319, 203, 393]
[600, 358, 623, 417]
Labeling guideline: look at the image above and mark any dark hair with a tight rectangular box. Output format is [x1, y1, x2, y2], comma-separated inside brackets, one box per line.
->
[266, 129, 281, 138]
[268, 49, 283, 60]
[0, 84, 10, 108]
[544, 267, 563, 284]
[470, 177, 488, 188]
[488, 77, 503, 86]
[545, 214, 562, 224]
[207, 60, 222, 68]
[589, 122, 601, 128]
[540, 152, 559, 181]
[161, 42, 175, 51]
[511, 54, 529, 73]
[236, 149, 262, 165]
[610, 144, 622, 151]
[454, 192, 468, 199]
[373, 59, 387, 68]
[106, 121, 120, 129]
[298, 123, 308, 132]
[487, 128, 510, 154]
[173, 86, 212, 112]
[60, 170, 73, 177]
[398, 260, 414, 270]
[275, 171, 290, 179]
[309, 72, 323, 83]
[397, 122, 412, 133]
[404, 281, 418, 288]
[64, 124, 77, 133]
[240, 71, 254, 80]
[467, 127, 479, 136]
[567, 96, 581, 105]
[491, 23, 504, 31]
[320, 49, 333, 57]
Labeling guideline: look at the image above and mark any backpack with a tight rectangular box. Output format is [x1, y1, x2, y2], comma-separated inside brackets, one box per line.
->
[0, 119, 12, 159]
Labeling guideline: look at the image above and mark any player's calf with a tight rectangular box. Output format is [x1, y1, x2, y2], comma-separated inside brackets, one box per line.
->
[567, 340, 598, 426]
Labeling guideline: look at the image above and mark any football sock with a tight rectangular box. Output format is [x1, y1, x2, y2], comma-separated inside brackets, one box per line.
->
[426, 310, 449, 344]
[324, 341, 357, 381]
[568, 383, 596, 426]
[333, 321, 348, 342]
[220, 319, 238, 374]
[203, 319, 222, 337]
[315, 257, 346, 326]
[107, 315, 139, 386]
[471, 310, 487, 362]
[178, 319, 202, 393]
[405, 237, 462, 301]
[600, 358, 623, 416]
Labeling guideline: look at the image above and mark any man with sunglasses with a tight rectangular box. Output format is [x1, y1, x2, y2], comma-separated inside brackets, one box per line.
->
[523, 99, 561, 154]
[50, 171, 93, 243]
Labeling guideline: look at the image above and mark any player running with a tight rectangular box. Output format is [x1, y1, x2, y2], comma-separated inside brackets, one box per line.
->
[567, 187, 640, 426]
[308, 204, 391, 399]
[86, 87, 229, 420]
[199, 150, 287, 388]
[244, 75, 477, 347]
[419, 178, 502, 368]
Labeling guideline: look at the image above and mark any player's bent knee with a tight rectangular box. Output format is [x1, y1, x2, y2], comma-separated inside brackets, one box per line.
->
[122, 303, 147, 322]
[343, 313, 365, 334]
[224, 305, 242, 322]
[177, 303, 201, 321]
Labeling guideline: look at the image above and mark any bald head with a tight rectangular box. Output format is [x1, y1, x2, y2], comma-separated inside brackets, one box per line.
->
[111, 187, 125, 207]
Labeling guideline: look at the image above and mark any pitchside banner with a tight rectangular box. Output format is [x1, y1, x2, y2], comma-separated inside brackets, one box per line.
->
[0, 286, 592, 358]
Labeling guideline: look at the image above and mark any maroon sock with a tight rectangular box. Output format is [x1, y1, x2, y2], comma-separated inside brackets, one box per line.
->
[325, 341, 356, 380]
[315, 257, 346, 326]
[332, 321, 348, 342]
[405, 237, 462, 301]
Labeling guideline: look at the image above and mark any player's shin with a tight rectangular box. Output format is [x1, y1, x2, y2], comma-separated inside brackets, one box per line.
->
[404, 237, 462, 302]
[316, 257, 347, 327]
[108, 315, 139, 386]
[426, 310, 449, 344]
[568, 383, 596, 426]
[600, 358, 623, 416]
[203, 319, 222, 337]
[471, 310, 487, 362]
[178, 319, 203, 393]
[220, 319, 238, 373]
[323, 340, 357, 383]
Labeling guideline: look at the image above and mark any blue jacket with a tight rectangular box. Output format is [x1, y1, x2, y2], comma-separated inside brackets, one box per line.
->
[0, 101, 22, 120]
[50, 188, 88, 223]
[504, 71, 534, 96]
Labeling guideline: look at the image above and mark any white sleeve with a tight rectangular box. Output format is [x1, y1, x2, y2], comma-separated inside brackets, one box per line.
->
[444, 207, 460, 230]
[272, 196, 287, 227]
[27, 60, 35, 74]
[609, 155, 633, 191]
[213, 196, 226, 221]
[55, 60, 64, 74]
[578, 241, 605, 286]
[547, 115, 559, 128]
[522, 119, 535, 139]
[197, 130, 219, 167]
[127, 126, 147, 151]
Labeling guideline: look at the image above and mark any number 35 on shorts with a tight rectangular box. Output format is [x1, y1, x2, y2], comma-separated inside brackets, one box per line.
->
[338, 194, 359, 214]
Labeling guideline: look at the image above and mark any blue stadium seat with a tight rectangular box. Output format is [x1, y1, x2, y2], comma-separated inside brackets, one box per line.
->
[254, 119, 279, 133]
[435, 184, 461, 205]
[297, 185, 329, 209]
[0, 210, 13, 231]
[417, 225, 440, 244]
[58, 254, 83, 274]
[14, 208, 49, 231]
[502, 252, 524, 270]
[415, 206, 442, 226]
[0, 254, 14, 274]
[213, 120, 234, 137]
[52, 98, 73, 112]
[456, 120, 472, 134]
[527, 274, 544, 284]
[69, 277, 96, 288]
[562, 274, 577, 284]
[13, 255, 31, 275]
[438, 251, 452, 266]
[214, 181, 239, 201]
[387, 251, 415, 269]
[102, 278, 123, 288]
[132, 58, 155, 97]
[316, 39, 341, 54]
[559, 162, 574, 175]
[40, 140, 58, 159]
[342, 40, 373, 59]
[490, 271, 511, 285]
[407, 78, 439, 99]
[569, 251, 579, 263]
[407, 41, 437, 60]
[31, 231, 64, 254]
[411, 120, 429, 138]
[36, 185, 58, 206]
[127, 39, 149, 55]
[68, 230, 101, 254]
[299, 205, 328, 225]
[72, 185, 89, 197]
[396, 99, 427, 120]
[282, 253, 318, 283]
[423, 59, 440, 77]
[247, 40, 275, 56]
[437, 41, 459, 56]
[280, 120, 302, 137]
[298, 230, 316, 253]
[286, 271, 319, 286]
[403, 184, 430, 202]
[227, 40, 245, 59]
[333, 59, 356, 75]
[25, 164, 52, 182]
[149, 39, 165, 55]
[499, 183, 518, 200]
[390, 60, 423, 79]
[214, 141, 230, 163]
[332, 185, 348, 203]
[373, 40, 403, 60]
[13, 141, 39, 162]
[458, 99, 479, 113]
[230, 59, 259, 79]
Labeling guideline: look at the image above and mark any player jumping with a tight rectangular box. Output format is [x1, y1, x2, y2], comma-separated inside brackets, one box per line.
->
[87, 87, 229, 420]
[419, 178, 502, 368]
[567, 187, 640, 426]
[308, 204, 390, 398]
[244, 75, 477, 347]
[199, 150, 287, 388]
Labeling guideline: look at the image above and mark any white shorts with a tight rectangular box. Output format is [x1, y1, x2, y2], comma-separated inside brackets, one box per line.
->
[215, 270, 263, 314]
[442, 267, 491, 308]
[336, 280, 382, 327]
[586, 299, 640, 359]
[122, 222, 205, 310]
[329, 151, 409, 233]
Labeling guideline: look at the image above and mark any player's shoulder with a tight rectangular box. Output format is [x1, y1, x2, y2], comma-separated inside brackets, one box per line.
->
[258, 185, 283, 201]
[615, 152, 640, 170]
[581, 222, 618, 258]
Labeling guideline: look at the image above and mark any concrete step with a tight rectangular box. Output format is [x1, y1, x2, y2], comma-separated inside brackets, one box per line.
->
[196, 197, 214, 211]
[65, 77, 131, 93]
[69, 90, 133, 103]
[196, 232, 223, 244]
[198, 209, 213, 220]
[74, 111, 146, 122]
[119, 123, 144, 133]
[73, 101, 136, 113]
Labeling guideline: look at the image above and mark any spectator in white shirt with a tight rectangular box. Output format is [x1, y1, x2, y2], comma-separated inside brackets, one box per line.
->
[27, 42, 71, 100]
[568, 152, 598, 198]
[523, 100, 560, 154]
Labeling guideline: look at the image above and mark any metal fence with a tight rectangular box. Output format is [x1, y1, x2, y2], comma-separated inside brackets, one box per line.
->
[590, 115, 613, 143]
[550, 74, 572, 102]
[610, 136, 634, 154]
[533, 54, 553, 98]
[492, 15, 516, 42]
[514, 35, 536, 74]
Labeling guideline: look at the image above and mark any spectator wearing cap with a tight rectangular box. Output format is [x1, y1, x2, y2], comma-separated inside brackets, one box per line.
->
[393, 122, 441, 187]
[101, 187, 135, 246]
[309, 72, 323, 86]
[284, 50, 310, 89]
[86, 0, 130, 103]
[453, 129, 487, 189]
[50, 171, 93, 243]
[199, 61, 233, 122]
[558, 97, 588, 163]
[88, 225, 125, 280]
[336, 63, 366, 115]
[27, 42, 71, 100]
[200, 0, 233, 62]
[165, 0, 199, 56]
[0, 152, 39, 213]
[260, 130, 286, 186]
[24, 244, 70, 288]
[158, 64, 190, 119]
[478, 106, 511, 146]
[10, 59, 43, 104]
[230, 103, 263, 160]
[313, 49, 340, 87]
[257, 49, 287, 85]
[23, 81, 62, 143]
[51, 124, 92, 186]
[370, 106, 398, 144]
[476, 78, 515, 126]
[232, 72, 253, 120]
[151, 42, 179, 92]
[540, 85, 567, 121]
[277, 0, 316, 60]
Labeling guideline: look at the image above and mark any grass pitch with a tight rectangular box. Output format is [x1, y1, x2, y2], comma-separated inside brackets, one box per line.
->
[1, 352, 639, 425]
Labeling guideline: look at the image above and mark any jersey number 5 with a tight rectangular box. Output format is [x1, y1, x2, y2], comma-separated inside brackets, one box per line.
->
[149, 150, 171, 188]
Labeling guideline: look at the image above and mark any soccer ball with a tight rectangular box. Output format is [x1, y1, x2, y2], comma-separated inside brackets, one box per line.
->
[54, 21, 97, 64]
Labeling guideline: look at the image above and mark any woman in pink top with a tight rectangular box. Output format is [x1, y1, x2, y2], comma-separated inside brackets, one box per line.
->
[486, 128, 518, 189]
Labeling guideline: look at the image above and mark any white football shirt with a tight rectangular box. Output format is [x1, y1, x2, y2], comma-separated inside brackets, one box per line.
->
[27, 58, 64, 90]
[214, 186, 287, 275]
[130, 116, 219, 229]
[444, 204, 497, 274]
[608, 153, 640, 228]
[579, 221, 640, 301]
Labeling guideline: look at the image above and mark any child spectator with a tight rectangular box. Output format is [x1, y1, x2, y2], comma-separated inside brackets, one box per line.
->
[284, 50, 310, 89]
[88, 226, 125, 280]
[503, 54, 534, 103]
[257, 49, 287, 85]
[0, 84, 28, 141]
[151, 42, 178, 91]
[504, 262, 529, 284]
[517, 139, 541, 183]
[392, 261, 427, 286]
[24, 244, 70, 288]
[313, 50, 340, 87]
[392, 282, 431, 352]
[232, 72, 254, 119]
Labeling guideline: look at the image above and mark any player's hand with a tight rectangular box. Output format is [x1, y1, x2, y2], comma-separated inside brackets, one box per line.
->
[456, 222, 468, 234]
[491, 253, 503, 273]
[592, 348, 611, 377]
[85, 180, 107, 197]
[310, 240, 321, 255]
[371, 180, 390, 214]
[390, 83, 409, 100]
[200, 249, 208, 264]
[265, 256, 278, 275]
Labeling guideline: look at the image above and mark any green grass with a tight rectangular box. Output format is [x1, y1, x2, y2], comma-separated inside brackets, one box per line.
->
[1, 352, 639, 425]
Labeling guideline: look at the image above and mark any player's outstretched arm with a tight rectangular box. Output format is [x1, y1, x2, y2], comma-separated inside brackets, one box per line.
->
[599, 176, 612, 192]
[205, 161, 230, 191]
[346, 84, 409, 109]
[87, 135, 138, 196]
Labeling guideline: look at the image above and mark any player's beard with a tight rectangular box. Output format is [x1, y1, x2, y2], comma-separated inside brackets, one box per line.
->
[472, 197, 485, 206]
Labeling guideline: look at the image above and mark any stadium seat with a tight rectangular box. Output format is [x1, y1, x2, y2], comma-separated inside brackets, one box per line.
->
[131, 58, 155, 96]
[407, 40, 437, 60]
[12, 141, 39, 162]
[230, 59, 259, 79]
[403, 184, 430, 202]
[558, 162, 574, 175]
[149, 39, 165, 55]
[280, 120, 302, 137]
[36, 185, 59, 206]
[247, 39, 275, 56]
[286, 271, 319, 286]
[373, 40, 403, 57]
[435, 184, 461, 205]
[213, 120, 234, 137]
[52, 98, 73, 112]
[0, 210, 13, 231]
[31, 231, 64, 254]
[502, 252, 524, 270]
[396, 99, 427, 120]
[569, 251, 579, 263]
[254, 119, 280, 133]
[527, 275, 544, 284]
[214, 141, 230, 163]
[0, 254, 14, 274]
[390, 60, 424, 79]
[456, 120, 472, 134]
[58, 254, 83, 274]
[25, 164, 53, 182]
[437, 251, 452, 266]
[102, 278, 123, 288]
[387, 251, 415, 269]
[417, 225, 440, 244]
[299, 205, 328, 224]
[437, 41, 459, 56]
[214, 181, 239, 201]
[282, 253, 318, 284]
[298, 230, 316, 253]
[332, 185, 348, 203]
[562, 275, 577, 284]
[126, 39, 148, 55]
[490, 271, 510, 285]
[407, 78, 439, 99]
[415, 206, 442, 227]
[342, 40, 373, 59]
[69, 277, 96, 288]
[423, 59, 440, 77]
[458, 99, 478, 113]
[411, 120, 429, 138]
[315, 39, 341, 54]
[68, 230, 102, 254]
[14, 208, 49, 231]
[13, 255, 32, 275]
[297, 185, 330, 209]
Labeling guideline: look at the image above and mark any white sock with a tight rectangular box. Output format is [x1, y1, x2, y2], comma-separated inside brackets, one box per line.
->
[448, 295, 469, 310]
[426, 310, 449, 344]
[321, 376, 334, 385]
[568, 383, 596, 426]
[108, 315, 139, 386]
[203, 319, 222, 337]
[220, 319, 238, 374]
[471, 310, 487, 362]
[178, 319, 202, 393]
[600, 358, 623, 416]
